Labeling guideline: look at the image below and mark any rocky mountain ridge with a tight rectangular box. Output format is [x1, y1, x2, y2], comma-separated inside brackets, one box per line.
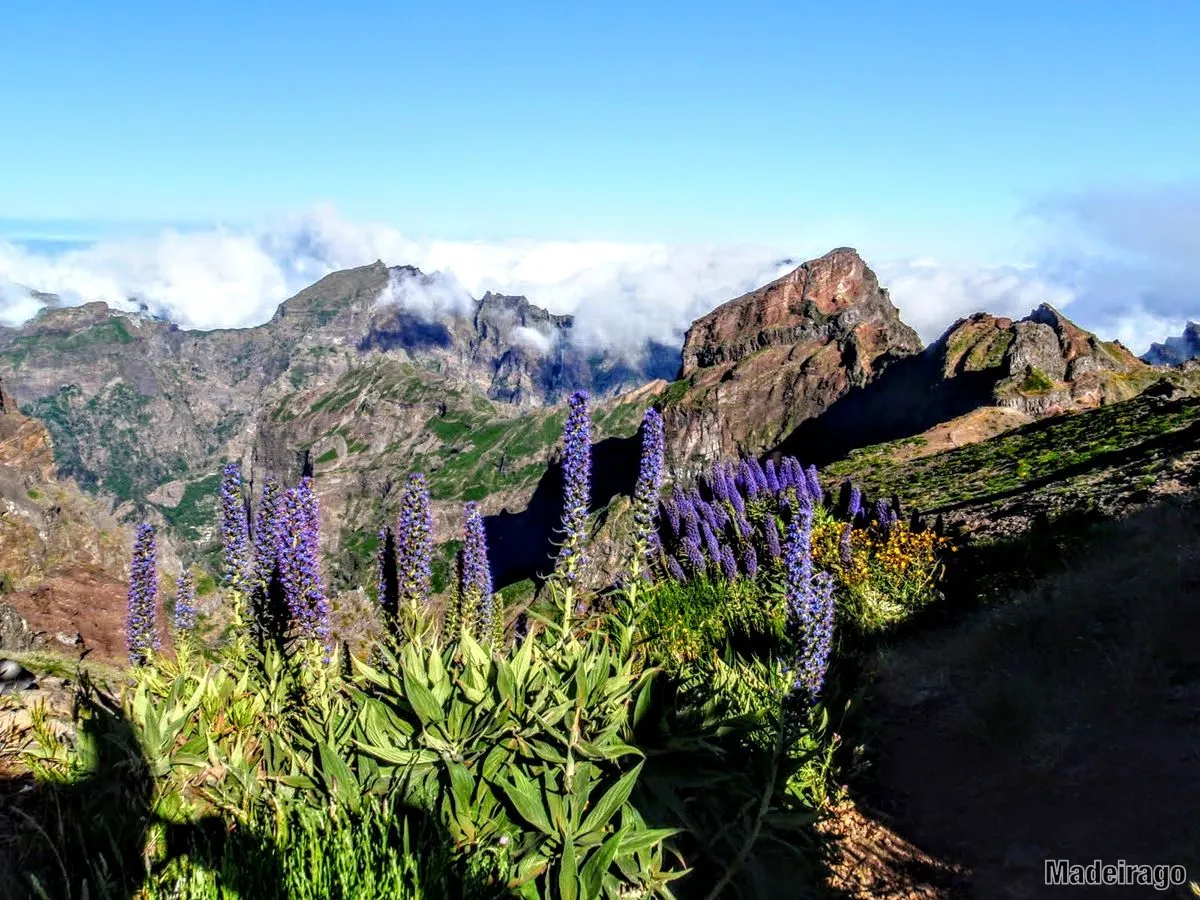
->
[1143, 321, 1200, 366]
[0, 247, 1180, 618]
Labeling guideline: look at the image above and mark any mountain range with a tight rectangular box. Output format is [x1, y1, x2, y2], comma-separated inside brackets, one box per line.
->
[0, 247, 1192, 657]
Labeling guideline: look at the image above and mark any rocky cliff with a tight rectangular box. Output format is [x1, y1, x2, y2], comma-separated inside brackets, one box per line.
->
[778, 302, 1157, 464]
[1144, 322, 1200, 366]
[662, 248, 924, 469]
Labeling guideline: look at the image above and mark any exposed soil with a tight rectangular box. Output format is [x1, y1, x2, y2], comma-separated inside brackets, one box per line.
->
[1, 569, 134, 665]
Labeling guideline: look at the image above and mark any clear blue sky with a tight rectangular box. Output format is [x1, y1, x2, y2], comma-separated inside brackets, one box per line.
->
[1, 0, 1197, 258]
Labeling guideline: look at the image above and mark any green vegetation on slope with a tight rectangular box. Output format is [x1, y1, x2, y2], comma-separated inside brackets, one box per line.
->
[824, 394, 1200, 513]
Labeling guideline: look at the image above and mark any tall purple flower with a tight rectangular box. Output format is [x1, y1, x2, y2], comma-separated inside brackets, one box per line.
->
[461, 501, 494, 631]
[395, 472, 434, 610]
[783, 509, 835, 704]
[719, 544, 738, 580]
[555, 390, 592, 584]
[632, 408, 666, 553]
[683, 539, 706, 571]
[738, 460, 760, 499]
[764, 459, 781, 494]
[839, 523, 853, 568]
[253, 479, 283, 592]
[765, 516, 782, 560]
[220, 462, 251, 592]
[667, 556, 687, 582]
[173, 569, 196, 633]
[741, 545, 759, 579]
[805, 465, 824, 505]
[847, 484, 863, 522]
[728, 485, 747, 522]
[278, 478, 329, 647]
[700, 520, 722, 562]
[126, 523, 159, 665]
[662, 499, 681, 536]
[874, 498, 893, 532]
[683, 511, 702, 550]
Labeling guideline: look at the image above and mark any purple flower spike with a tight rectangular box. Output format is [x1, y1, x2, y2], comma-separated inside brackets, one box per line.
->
[663, 499, 681, 536]
[783, 506, 835, 704]
[462, 501, 494, 629]
[253, 480, 283, 593]
[632, 408, 666, 552]
[174, 569, 196, 633]
[683, 539, 706, 571]
[751, 458, 770, 494]
[839, 523, 853, 567]
[556, 390, 592, 584]
[667, 556, 687, 582]
[684, 511, 702, 549]
[719, 544, 738, 580]
[764, 459, 781, 494]
[765, 516, 782, 560]
[278, 478, 329, 648]
[805, 465, 824, 505]
[126, 523, 160, 665]
[220, 462, 251, 592]
[395, 473, 434, 610]
[701, 520, 721, 562]
[738, 460, 760, 499]
[847, 484, 863, 521]
[875, 498, 892, 531]
[741, 545, 759, 579]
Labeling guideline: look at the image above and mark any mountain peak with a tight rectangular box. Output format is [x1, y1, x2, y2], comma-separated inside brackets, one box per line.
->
[1143, 322, 1200, 366]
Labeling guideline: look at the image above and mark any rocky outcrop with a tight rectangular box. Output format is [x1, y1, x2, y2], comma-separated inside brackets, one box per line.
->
[664, 248, 924, 469]
[1144, 322, 1200, 366]
[778, 303, 1157, 465]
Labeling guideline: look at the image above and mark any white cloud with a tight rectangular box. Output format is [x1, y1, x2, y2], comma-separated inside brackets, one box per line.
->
[877, 259, 1077, 344]
[510, 325, 557, 354]
[3, 195, 1196, 357]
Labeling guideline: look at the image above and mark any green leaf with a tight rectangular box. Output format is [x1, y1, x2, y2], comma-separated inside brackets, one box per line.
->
[559, 835, 579, 900]
[618, 827, 678, 856]
[580, 762, 643, 838]
[403, 667, 445, 725]
[317, 741, 361, 813]
[501, 772, 555, 835]
[580, 827, 625, 898]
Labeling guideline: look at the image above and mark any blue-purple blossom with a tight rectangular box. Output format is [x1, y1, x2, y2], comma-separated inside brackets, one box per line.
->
[764, 459, 781, 494]
[220, 462, 251, 592]
[741, 545, 759, 579]
[729, 485, 747, 520]
[683, 539, 706, 571]
[173, 569, 196, 633]
[783, 509, 835, 704]
[765, 516, 782, 560]
[805, 465, 824, 505]
[719, 544, 738, 580]
[701, 520, 721, 562]
[875, 498, 893, 531]
[662, 499, 681, 535]
[738, 460, 760, 499]
[126, 523, 159, 665]
[253, 480, 283, 593]
[667, 556, 687, 582]
[555, 391, 592, 584]
[839, 523, 853, 568]
[395, 473, 434, 610]
[632, 408, 666, 554]
[847, 484, 863, 521]
[461, 501, 494, 630]
[750, 459, 770, 494]
[278, 478, 329, 647]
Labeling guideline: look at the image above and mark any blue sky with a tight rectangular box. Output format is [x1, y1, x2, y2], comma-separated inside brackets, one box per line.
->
[2, 0, 1197, 258]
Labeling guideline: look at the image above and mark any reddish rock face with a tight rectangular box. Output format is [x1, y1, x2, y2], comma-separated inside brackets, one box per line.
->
[665, 248, 924, 470]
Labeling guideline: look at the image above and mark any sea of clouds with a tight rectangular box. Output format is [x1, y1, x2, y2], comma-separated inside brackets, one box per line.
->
[2, 190, 1197, 356]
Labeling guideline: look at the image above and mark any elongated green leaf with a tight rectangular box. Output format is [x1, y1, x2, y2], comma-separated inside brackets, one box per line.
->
[317, 741, 361, 813]
[403, 668, 445, 725]
[500, 773, 555, 835]
[558, 835, 579, 900]
[617, 827, 679, 855]
[580, 827, 625, 899]
[580, 762, 643, 838]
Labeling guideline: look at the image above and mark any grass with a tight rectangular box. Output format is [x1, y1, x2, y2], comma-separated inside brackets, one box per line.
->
[824, 393, 1200, 513]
